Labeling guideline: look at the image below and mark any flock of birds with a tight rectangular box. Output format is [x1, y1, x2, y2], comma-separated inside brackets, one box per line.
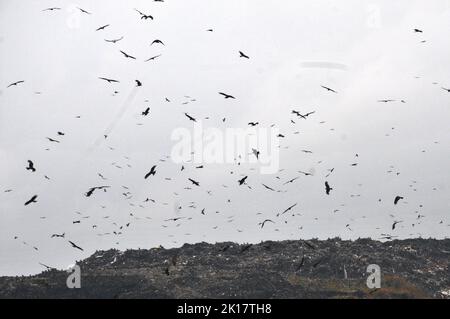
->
[3, 4, 450, 271]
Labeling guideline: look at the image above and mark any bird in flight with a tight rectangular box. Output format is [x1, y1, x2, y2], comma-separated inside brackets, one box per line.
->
[188, 178, 200, 186]
[46, 137, 60, 143]
[219, 92, 235, 99]
[378, 99, 396, 103]
[144, 166, 157, 179]
[238, 176, 248, 185]
[248, 122, 259, 126]
[135, 80, 142, 87]
[258, 219, 275, 228]
[321, 85, 337, 93]
[95, 24, 110, 31]
[145, 54, 162, 62]
[105, 36, 123, 43]
[277, 203, 297, 217]
[77, 7, 91, 15]
[68, 241, 84, 251]
[135, 9, 153, 20]
[24, 195, 38, 206]
[325, 181, 333, 195]
[442, 87, 450, 93]
[394, 196, 404, 205]
[184, 113, 197, 122]
[85, 186, 110, 197]
[43, 7, 61, 11]
[392, 221, 403, 230]
[120, 50, 136, 59]
[414, 28, 423, 33]
[51, 233, 65, 238]
[7, 80, 24, 88]
[151, 39, 165, 46]
[142, 107, 150, 116]
[26, 160, 36, 172]
[239, 51, 250, 59]
[98, 77, 119, 83]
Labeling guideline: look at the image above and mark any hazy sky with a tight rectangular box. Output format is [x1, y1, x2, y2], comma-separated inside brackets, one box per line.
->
[1, 0, 450, 276]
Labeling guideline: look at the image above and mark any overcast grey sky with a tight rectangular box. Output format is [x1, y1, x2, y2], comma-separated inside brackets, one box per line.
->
[1, 0, 450, 276]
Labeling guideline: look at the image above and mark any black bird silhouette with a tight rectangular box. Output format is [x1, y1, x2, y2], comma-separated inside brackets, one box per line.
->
[77, 7, 91, 14]
[145, 54, 162, 62]
[394, 196, 404, 205]
[98, 77, 119, 83]
[135, 9, 153, 20]
[68, 241, 84, 251]
[85, 186, 110, 197]
[51, 233, 65, 238]
[46, 137, 60, 143]
[262, 184, 276, 191]
[442, 87, 450, 93]
[151, 39, 164, 46]
[277, 203, 297, 217]
[414, 28, 423, 33]
[135, 80, 142, 87]
[238, 176, 248, 185]
[378, 99, 396, 103]
[248, 122, 259, 126]
[392, 221, 403, 230]
[259, 219, 275, 228]
[120, 50, 136, 59]
[7, 80, 24, 88]
[105, 36, 123, 43]
[219, 92, 235, 99]
[321, 85, 338, 93]
[145, 165, 157, 179]
[325, 181, 332, 195]
[184, 113, 196, 122]
[26, 160, 36, 172]
[95, 24, 110, 31]
[43, 7, 61, 11]
[24, 195, 38, 206]
[188, 178, 200, 186]
[284, 176, 300, 185]
[142, 107, 150, 116]
[239, 51, 250, 59]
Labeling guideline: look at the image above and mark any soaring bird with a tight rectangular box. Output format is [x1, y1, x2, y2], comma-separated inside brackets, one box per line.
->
[120, 50, 136, 59]
[219, 92, 235, 99]
[51, 233, 65, 238]
[151, 39, 164, 46]
[259, 219, 275, 228]
[43, 7, 61, 11]
[239, 51, 250, 59]
[68, 241, 84, 251]
[145, 54, 162, 62]
[142, 107, 150, 116]
[262, 184, 276, 191]
[135, 9, 153, 20]
[321, 85, 338, 93]
[394, 196, 404, 205]
[325, 181, 332, 195]
[248, 122, 259, 126]
[238, 176, 248, 185]
[85, 186, 110, 197]
[135, 80, 142, 87]
[277, 203, 297, 217]
[105, 36, 123, 43]
[188, 178, 200, 186]
[26, 160, 36, 172]
[184, 113, 197, 122]
[144, 166, 157, 179]
[46, 137, 60, 143]
[24, 195, 38, 206]
[392, 221, 403, 230]
[7, 80, 25, 88]
[378, 99, 396, 103]
[98, 77, 119, 83]
[442, 87, 450, 93]
[414, 28, 423, 33]
[77, 7, 91, 14]
[95, 24, 110, 31]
